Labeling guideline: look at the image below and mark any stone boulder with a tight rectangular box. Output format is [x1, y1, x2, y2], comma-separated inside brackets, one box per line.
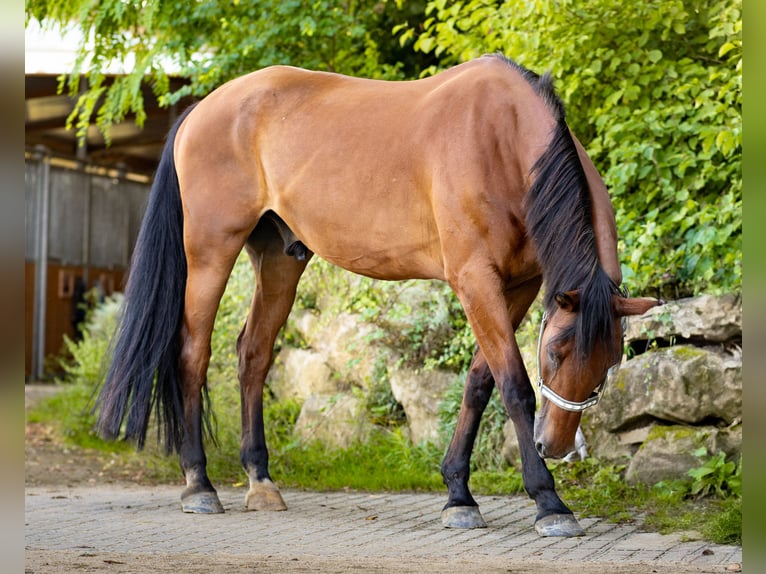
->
[583, 345, 741, 441]
[625, 294, 741, 345]
[388, 366, 457, 445]
[580, 293, 743, 486]
[294, 393, 374, 449]
[303, 312, 383, 391]
[267, 348, 338, 402]
[625, 423, 742, 484]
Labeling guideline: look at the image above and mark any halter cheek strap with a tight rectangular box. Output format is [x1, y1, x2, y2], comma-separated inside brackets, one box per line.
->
[535, 312, 619, 413]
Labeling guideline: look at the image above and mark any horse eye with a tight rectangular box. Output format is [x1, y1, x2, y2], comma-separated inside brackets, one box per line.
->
[547, 350, 560, 370]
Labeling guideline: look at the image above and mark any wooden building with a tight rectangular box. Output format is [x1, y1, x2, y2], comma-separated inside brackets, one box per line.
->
[25, 24, 193, 379]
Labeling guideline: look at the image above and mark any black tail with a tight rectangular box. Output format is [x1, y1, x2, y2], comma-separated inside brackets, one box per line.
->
[96, 104, 197, 453]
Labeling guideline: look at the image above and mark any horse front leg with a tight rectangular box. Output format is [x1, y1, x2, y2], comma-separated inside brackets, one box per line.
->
[497, 356, 583, 536]
[451, 269, 581, 536]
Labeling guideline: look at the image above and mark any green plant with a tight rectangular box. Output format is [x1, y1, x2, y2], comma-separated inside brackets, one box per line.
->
[406, 0, 741, 297]
[27, 0, 435, 141]
[58, 293, 123, 389]
[687, 448, 742, 499]
[438, 377, 509, 471]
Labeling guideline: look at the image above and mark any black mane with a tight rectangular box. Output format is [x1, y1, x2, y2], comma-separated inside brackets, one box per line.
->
[493, 54, 619, 361]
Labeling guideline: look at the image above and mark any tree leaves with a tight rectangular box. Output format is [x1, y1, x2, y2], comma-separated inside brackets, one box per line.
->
[407, 0, 741, 297]
[26, 0, 433, 139]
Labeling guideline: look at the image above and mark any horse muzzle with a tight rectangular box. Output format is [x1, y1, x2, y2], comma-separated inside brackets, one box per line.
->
[533, 414, 577, 460]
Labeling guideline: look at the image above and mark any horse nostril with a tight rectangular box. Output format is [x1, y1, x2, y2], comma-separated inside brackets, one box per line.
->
[535, 442, 546, 458]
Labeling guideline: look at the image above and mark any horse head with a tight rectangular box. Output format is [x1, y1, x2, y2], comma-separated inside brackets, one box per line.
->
[533, 291, 661, 459]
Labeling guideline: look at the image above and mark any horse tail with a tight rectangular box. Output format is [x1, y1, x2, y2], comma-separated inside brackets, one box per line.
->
[96, 104, 197, 453]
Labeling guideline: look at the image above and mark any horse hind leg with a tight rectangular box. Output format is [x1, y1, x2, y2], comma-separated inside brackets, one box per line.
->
[238, 224, 312, 511]
[178, 224, 251, 514]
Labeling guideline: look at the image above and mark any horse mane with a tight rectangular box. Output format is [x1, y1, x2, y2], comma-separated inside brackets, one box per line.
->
[490, 54, 619, 362]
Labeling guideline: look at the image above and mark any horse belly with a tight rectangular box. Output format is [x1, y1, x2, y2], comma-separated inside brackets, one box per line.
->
[284, 190, 446, 281]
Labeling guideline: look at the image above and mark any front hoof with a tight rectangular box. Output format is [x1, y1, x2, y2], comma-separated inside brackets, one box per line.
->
[181, 491, 225, 514]
[534, 513, 584, 537]
[245, 478, 288, 511]
[441, 505, 487, 528]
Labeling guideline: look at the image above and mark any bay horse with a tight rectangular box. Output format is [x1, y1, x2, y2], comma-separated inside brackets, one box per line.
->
[96, 54, 660, 537]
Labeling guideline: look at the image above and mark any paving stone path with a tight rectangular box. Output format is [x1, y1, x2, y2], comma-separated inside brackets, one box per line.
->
[25, 484, 742, 572]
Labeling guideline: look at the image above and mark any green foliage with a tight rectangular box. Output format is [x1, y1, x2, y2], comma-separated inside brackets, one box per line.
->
[555, 457, 741, 545]
[687, 448, 742, 498]
[293, 258, 478, 373]
[207, 253, 255, 386]
[554, 458, 640, 523]
[58, 293, 122, 390]
[26, 0, 433, 142]
[408, 0, 741, 297]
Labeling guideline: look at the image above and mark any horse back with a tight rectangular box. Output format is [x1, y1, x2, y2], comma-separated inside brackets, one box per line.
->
[175, 57, 557, 283]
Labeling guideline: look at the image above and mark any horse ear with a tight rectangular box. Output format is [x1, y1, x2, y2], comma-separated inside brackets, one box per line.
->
[555, 290, 580, 312]
[613, 295, 663, 317]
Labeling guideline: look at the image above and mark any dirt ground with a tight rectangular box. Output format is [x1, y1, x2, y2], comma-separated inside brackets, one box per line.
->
[26, 549, 734, 574]
[25, 386, 739, 574]
[24, 385, 156, 489]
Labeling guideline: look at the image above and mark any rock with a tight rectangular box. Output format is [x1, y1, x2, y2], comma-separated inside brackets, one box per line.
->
[502, 420, 520, 467]
[626, 423, 742, 484]
[625, 294, 741, 345]
[294, 393, 373, 449]
[388, 366, 457, 445]
[308, 312, 383, 391]
[267, 348, 338, 402]
[583, 345, 741, 437]
[376, 281, 452, 353]
[291, 309, 320, 342]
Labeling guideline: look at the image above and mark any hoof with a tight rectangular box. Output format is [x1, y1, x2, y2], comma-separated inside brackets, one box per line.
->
[534, 513, 584, 537]
[246, 478, 288, 511]
[181, 491, 224, 514]
[441, 505, 487, 528]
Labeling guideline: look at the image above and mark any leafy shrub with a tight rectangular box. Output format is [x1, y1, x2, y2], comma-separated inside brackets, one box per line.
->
[406, 0, 741, 297]
[58, 293, 122, 389]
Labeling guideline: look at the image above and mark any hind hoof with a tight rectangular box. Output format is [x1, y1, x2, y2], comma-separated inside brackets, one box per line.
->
[534, 513, 584, 537]
[441, 506, 487, 528]
[246, 478, 288, 511]
[181, 491, 224, 514]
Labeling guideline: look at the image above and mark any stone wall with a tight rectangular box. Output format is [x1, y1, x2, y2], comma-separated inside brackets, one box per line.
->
[267, 285, 741, 487]
[580, 294, 742, 484]
[268, 289, 461, 448]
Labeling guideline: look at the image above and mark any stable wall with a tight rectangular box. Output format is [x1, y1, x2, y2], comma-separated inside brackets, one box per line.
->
[25, 150, 149, 379]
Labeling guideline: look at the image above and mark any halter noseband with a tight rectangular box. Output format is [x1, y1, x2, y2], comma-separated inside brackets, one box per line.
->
[535, 311, 621, 413]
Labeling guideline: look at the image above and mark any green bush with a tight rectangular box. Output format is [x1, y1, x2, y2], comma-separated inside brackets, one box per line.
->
[405, 0, 741, 297]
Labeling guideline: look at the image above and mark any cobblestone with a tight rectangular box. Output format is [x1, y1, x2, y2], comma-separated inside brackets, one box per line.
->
[25, 484, 742, 570]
